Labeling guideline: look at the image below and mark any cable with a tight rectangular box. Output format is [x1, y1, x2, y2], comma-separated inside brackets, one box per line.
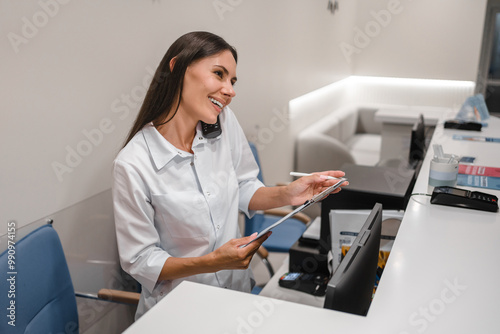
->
[409, 192, 432, 205]
[410, 193, 431, 197]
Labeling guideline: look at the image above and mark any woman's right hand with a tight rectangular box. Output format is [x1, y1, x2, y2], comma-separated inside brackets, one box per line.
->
[159, 232, 271, 281]
[209, 232, 272, 270]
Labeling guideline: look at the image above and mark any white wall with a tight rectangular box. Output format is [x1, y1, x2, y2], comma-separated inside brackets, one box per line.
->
[349, 0, 487, 80]
[0, 0, 355, 231]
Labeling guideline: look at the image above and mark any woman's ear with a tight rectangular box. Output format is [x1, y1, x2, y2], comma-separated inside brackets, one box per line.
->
[169, 57, 177, 72]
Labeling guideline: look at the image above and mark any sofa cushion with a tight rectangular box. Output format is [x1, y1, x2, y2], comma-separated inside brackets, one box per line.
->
[345, 134, 382, 166]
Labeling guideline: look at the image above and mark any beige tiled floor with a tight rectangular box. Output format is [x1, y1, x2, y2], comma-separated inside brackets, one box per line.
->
[250, 251, 288, 287]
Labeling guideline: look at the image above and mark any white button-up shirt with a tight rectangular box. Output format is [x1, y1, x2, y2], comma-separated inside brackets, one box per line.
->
[112, 108, 264, 319]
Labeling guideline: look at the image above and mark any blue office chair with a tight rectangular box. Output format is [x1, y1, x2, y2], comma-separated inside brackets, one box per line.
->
[245, 142, 311, 253]
[0, 224, 79, 334]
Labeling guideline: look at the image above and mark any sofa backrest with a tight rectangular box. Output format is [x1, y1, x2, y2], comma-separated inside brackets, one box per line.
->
[299, 105, 381, 142]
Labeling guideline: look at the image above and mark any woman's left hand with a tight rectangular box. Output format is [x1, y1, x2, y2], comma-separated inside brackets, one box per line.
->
[287, 171, 348, 206]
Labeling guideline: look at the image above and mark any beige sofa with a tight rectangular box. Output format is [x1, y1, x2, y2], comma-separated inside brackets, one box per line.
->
[295, 105, 382, 173]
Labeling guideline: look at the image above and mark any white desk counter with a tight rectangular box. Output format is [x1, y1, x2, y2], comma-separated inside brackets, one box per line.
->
[125, 118, 500, 334]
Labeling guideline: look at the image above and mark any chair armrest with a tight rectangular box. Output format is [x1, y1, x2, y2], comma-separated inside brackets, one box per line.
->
[263, 208, 311, 225]
[255, 246, 275, 277]
[98, 289, 140, 305]
[256, 245, 269, 259]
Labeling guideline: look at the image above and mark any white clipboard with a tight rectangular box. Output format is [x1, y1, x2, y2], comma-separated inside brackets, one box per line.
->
[241, 178, 347, 248]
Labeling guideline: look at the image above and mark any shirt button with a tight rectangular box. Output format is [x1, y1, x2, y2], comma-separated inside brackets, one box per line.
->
[190, 162, 194, 166]
[207, 192, 210, 197]
[217, 225, 220, 230]
[199, 137, 203, 140]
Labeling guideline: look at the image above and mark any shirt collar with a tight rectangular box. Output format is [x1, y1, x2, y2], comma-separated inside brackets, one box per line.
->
[142, 123, 182, 170]
[192, 122, 209, 147]
[142, 122, 220, 170]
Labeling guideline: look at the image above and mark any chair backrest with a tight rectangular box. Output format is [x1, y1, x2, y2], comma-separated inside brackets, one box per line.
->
[245, 141, 310, 254]
[248, 142, 264, 183]
[0, 224, 79, 334]
[246, 142, 264, 237]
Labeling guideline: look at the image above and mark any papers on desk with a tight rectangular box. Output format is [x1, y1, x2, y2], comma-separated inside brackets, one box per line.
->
[457, 175, 500, 190]
[459, 165, 500, 178]
[453, 135, 500, 143]
[457, 164, 500, 190]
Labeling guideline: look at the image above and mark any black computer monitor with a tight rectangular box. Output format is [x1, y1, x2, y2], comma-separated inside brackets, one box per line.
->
[409, 114, 425, 167]
[323, 203, 382, 316]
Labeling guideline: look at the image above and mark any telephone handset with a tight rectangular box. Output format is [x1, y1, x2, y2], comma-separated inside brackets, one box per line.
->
[201, 115, 222, 138]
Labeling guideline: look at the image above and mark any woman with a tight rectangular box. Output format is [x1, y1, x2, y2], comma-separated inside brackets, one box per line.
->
[112, 31, 346, 319]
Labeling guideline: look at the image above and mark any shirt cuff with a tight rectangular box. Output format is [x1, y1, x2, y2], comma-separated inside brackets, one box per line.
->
[129, 251, 171, 294]
[238, 179, 265, 218]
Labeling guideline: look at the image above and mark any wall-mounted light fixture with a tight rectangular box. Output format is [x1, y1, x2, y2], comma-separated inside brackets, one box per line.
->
[327, 0, 339, 15]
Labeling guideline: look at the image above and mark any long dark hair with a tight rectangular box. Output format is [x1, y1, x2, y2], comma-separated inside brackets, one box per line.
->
[123, 31, 238, 147]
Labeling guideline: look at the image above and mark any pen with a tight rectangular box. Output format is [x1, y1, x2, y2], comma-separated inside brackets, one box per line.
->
[290, 172, 340, 180]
